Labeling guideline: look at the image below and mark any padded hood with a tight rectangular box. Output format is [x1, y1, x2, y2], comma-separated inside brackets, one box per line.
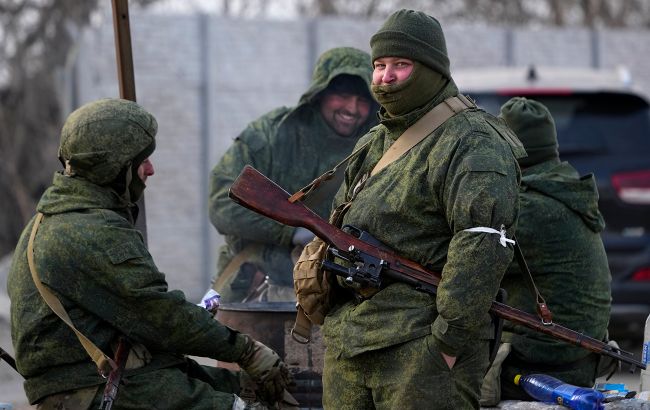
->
[297, 47, 373, 107]
[58, 98, 157, 186]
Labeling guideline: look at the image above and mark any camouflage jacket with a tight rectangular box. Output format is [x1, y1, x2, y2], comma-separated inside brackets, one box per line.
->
[502, 159, 611, 365]
[8, 173, 249, 404]
[209, 47, 376, 290]
[322, 81, 524, 359]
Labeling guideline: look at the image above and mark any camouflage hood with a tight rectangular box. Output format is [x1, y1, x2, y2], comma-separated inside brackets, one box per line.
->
[58, 98, 157, 187]
[296, 46, 374, 109]
[522, 159, 605, 232]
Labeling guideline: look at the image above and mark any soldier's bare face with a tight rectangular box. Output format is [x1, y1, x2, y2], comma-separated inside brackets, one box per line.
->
[372, 57, 414, 85]
[137, 157, 155, 182]
[319, 92, 372, 137]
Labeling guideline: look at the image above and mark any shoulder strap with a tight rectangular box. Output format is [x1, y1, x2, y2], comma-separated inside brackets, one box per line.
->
[28, 212, 117, 376]
[289, 95, 476, 204]
[370, 94, 475, 176]
[211, 244, 263, 293]
[288, 139, 372, 205]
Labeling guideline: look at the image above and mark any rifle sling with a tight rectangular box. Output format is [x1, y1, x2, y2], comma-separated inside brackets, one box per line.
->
[512, 238, 553, 324]
[370, 94, 475, 176]
[28, 212, 117, 376]
[291, 95, 476, 342]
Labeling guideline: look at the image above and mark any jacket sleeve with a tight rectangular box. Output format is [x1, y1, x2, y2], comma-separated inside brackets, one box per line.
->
[208, 117, 296, 247]
[430, 131, 520, 356]
[40, 224, 250, 363]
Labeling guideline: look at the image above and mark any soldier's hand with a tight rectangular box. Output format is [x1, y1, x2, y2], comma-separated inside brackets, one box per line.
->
[237, 338, 291, 403]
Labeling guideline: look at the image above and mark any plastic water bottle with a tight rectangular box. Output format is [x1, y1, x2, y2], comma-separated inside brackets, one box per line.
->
[514, 374, 605, 410]
[642, 313, 650, 391]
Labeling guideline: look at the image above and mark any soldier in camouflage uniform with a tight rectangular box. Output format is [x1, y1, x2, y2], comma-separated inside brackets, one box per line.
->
[7, 99, 291, 410]
[208, 47, 377, 303]
[496, 97, 612, 400]
[319, 10, 524, 409]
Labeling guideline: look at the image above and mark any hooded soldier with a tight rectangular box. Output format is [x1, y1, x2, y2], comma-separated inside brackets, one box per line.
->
[493, 97, 612, 401]
[317, 10, 524, 409]
[8, 99, 290, 409]
[208, 46, 378, 303]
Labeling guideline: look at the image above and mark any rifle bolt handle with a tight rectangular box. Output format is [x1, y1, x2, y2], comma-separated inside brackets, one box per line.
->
[345, 276, 355, 285]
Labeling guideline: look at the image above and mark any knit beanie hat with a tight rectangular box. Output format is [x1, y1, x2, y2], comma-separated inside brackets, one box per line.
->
[370, 9, 450, 79]
[500, 97, 559, 168]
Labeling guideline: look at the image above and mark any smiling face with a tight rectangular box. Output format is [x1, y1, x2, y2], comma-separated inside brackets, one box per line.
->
[372, 57, 415, 85]
[319, 91, 372, 137]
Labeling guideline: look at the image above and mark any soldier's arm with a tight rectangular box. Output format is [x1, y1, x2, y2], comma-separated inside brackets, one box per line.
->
[41, 225, 250, 362]
[208, 121, 296, 247]
[430, 132, 519, 357]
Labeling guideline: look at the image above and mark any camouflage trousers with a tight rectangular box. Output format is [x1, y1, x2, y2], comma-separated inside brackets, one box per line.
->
[323, 335, 490, 410]
[87, 359, 241, 410]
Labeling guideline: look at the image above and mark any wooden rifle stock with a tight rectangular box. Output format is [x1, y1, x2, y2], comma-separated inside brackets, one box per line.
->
[229, 165, 646, 370]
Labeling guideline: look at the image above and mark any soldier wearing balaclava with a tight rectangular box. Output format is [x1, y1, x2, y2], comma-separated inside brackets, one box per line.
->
[317, 10, 525, 409]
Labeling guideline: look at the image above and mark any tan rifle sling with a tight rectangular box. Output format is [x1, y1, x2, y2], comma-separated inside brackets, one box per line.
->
[27, 212, 117, 376]
[291, 94, 477, 342]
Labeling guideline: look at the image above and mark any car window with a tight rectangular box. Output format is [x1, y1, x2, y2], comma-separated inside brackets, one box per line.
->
[469, 92, 650, 156]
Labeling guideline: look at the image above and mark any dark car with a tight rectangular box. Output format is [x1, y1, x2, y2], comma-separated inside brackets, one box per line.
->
[455, 66, 650, 339]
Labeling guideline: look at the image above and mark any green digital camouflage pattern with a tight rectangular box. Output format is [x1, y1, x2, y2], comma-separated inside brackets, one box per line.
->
[323, 334, 489, 409]
[58, 98, 156, 186]
[499, 159, 611, 395]
[209, 47, 376, 297]
[7, 99, 249, 405]
[321, 79, 523, 407]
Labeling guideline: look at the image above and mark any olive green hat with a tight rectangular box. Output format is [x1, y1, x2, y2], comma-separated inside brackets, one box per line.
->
[370, 9, 450, 79]
[58, 98, 157, 186]
[500, 97, 559, 168]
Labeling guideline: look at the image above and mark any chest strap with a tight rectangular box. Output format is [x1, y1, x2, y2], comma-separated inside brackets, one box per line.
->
[370, 94, 475, 177]
[28, 212, 117, 376]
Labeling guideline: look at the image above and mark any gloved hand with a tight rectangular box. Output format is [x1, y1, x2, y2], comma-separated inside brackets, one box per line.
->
[291, 227, 314, 247]
[237, 337, 291, 404]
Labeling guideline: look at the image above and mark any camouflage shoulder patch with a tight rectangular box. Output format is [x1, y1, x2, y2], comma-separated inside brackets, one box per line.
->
[461, 155, 508, 175]
[106, 242, 144, 265]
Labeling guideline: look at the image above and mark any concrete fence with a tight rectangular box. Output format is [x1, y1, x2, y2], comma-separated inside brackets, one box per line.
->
[69, 9, 650, 301]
